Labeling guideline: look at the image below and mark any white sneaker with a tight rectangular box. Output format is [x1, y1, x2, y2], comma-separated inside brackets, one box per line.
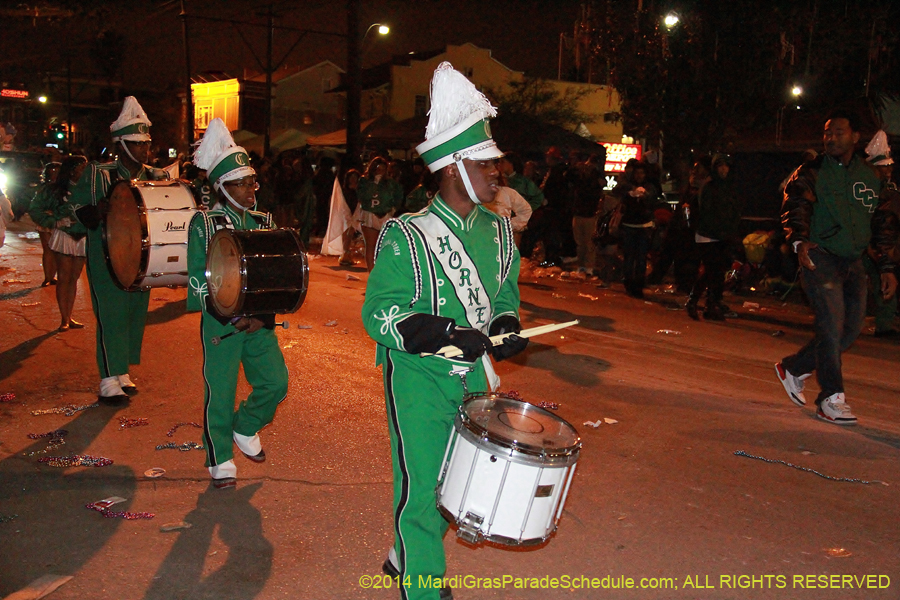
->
[234, 431, 265, 462]
[816, 393, 857, 425]
[775, 363, 810, 406]
[209, 460, 237, 478]
[117, 374, 137, 395]
[98, 376, 128, 405]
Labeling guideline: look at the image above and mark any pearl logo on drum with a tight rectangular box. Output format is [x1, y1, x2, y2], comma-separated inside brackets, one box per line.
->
[165, 221, 187, 232]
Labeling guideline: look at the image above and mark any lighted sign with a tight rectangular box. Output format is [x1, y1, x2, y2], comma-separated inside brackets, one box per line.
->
[602, 143, 642, 173]
[1, 89, 29, 99]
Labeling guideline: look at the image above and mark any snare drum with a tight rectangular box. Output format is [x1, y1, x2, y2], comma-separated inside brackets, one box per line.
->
[206, 228, 309, 317]
[103, 179, 197, 290]
[436, 393, 580, 546]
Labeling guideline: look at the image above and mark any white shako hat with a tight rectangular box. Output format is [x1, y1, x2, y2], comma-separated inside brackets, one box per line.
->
[865, 130, 893, 166]
[415, 62, 502, 203]
[110, 96, 152, 142]
[193, 118, 255, 192]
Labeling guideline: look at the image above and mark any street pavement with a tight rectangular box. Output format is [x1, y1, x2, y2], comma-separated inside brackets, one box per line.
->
[1, 217, 898, 600]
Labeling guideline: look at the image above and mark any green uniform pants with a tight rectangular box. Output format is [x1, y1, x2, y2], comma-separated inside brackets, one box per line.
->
[863, 253, 898, 333]
[85, 231, 150, 378]
[383, 349, 487, 600]
[200, 313, 289, 468]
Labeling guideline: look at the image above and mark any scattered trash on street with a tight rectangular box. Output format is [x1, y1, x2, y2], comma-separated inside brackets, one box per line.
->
[823, 547, 852, 558]
[0, 392, 16, 402]
[324, 320, 338, 327]
[551, 293, 566, 299]
[656, 329, 682, 335]
[160, 521, 192, 532]
[144, 468, 166, 478]
[742, 302, 760, 310]
[346, 274, 361, 281]
[583, 420, 602, 428]
[772, 330, 785, 337]
[577, 293, 599, 301]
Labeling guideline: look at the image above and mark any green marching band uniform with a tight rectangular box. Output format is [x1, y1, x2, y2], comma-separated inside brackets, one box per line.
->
[69, 97, 161, 402]
[187, 118, 288, 485]
[362, 62, 524, 600]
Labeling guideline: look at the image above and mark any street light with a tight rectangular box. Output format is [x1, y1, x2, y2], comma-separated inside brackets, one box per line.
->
[776, 85, 803, 146]
[664, 12, 679, 29]
[38, 95, 47, 103]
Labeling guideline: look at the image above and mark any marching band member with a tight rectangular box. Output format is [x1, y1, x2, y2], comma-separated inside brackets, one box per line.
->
[187, 118, 288, 489]
[70, 97, 166, 405]
[362, 63, 528, 600]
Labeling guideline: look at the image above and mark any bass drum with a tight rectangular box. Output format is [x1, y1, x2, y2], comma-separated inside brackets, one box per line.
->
[436, 393, 581, 546]
[206, 228, 309, 318]
[103, 179, 197, 290]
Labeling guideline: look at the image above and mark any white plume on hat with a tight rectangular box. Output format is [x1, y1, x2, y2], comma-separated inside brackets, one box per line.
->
[425, 62, 496, 141]
[193, 118, 255, 191]
[193, 118, 235, 171]
[110, 96, 152, 141]
[865, 130, 893, 166]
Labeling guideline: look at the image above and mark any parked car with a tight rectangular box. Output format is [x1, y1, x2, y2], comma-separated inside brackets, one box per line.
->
[0, 151, 45, 218]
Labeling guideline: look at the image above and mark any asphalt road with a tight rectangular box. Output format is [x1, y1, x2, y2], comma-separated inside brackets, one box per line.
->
[1, 218, 898, 600]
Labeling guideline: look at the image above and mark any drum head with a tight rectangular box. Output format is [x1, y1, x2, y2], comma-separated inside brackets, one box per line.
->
[207, 231, 243, 316]
[462, 395, 580, 455]
[105, 181, 143, 289]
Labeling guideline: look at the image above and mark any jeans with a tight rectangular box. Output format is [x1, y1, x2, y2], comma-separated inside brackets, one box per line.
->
[620, 225, 652, 293]
[572, 214, 598, 271]
[781, 248, 867, 404]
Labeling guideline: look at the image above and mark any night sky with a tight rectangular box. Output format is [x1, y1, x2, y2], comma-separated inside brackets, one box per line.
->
[2, 1, 585, 91]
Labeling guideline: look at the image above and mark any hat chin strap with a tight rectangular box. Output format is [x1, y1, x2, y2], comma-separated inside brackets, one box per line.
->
[453, 153, 481, 205]
[217, 181, 256, 212]
[119, 141, 140, 166]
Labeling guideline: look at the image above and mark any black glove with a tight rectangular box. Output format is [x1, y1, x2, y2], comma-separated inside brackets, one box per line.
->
[258, 313, 277, 329]
[447, 325, 493, 362]
[396, 313, 455, 354]
[489, 316, 528, 361]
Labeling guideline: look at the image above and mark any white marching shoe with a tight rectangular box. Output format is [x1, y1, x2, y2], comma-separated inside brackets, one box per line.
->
[117, 373, 138, 395]
[98, 376, 129, 406]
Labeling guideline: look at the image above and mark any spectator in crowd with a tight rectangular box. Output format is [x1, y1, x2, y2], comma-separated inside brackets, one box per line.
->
[28, 162, 61, 286]
[776, 110, 897, 425]
[685, 154, 743, 320]
[570, 155, 604, 275]
[616, 162, 659, 298]
[498, 152, 544, 211]
[485, 170, 533, 240]
[339, 168, 362, 266]
[648, 157, 709, 292]
[863, 131, 899, 338]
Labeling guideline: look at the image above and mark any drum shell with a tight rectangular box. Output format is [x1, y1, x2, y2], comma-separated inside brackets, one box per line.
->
[102, 179, 197, 291]
[206, 228, 309, 317]
[436, 394, 581, 546]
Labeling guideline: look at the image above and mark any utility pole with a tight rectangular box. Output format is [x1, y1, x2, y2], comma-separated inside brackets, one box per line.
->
[346, 0, 361, 167]
[180, 0, 194, 148]
[264, 3, 274, 157]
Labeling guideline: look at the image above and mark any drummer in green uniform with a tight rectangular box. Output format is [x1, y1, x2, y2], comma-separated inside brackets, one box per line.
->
[187, 118, 288, 489]
[71, 96, 166, 405]
[362, 62, 528, 600]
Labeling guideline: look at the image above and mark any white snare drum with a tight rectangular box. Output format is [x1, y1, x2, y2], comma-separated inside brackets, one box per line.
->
[103, 179, 197, 290]
[436, 393, 581, 546]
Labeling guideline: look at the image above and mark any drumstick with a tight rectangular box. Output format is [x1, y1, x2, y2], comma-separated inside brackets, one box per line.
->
[424, 320, 579, 358]
[211, 321, 289, 345]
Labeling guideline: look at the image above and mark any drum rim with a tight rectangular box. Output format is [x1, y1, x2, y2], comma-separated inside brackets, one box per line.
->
[102, 179, 150, 292]
[457, 393, 581, 463]
[435, 504, 556, 547]
[205, 228, 310, 318]
[207, 229, 248, 317]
